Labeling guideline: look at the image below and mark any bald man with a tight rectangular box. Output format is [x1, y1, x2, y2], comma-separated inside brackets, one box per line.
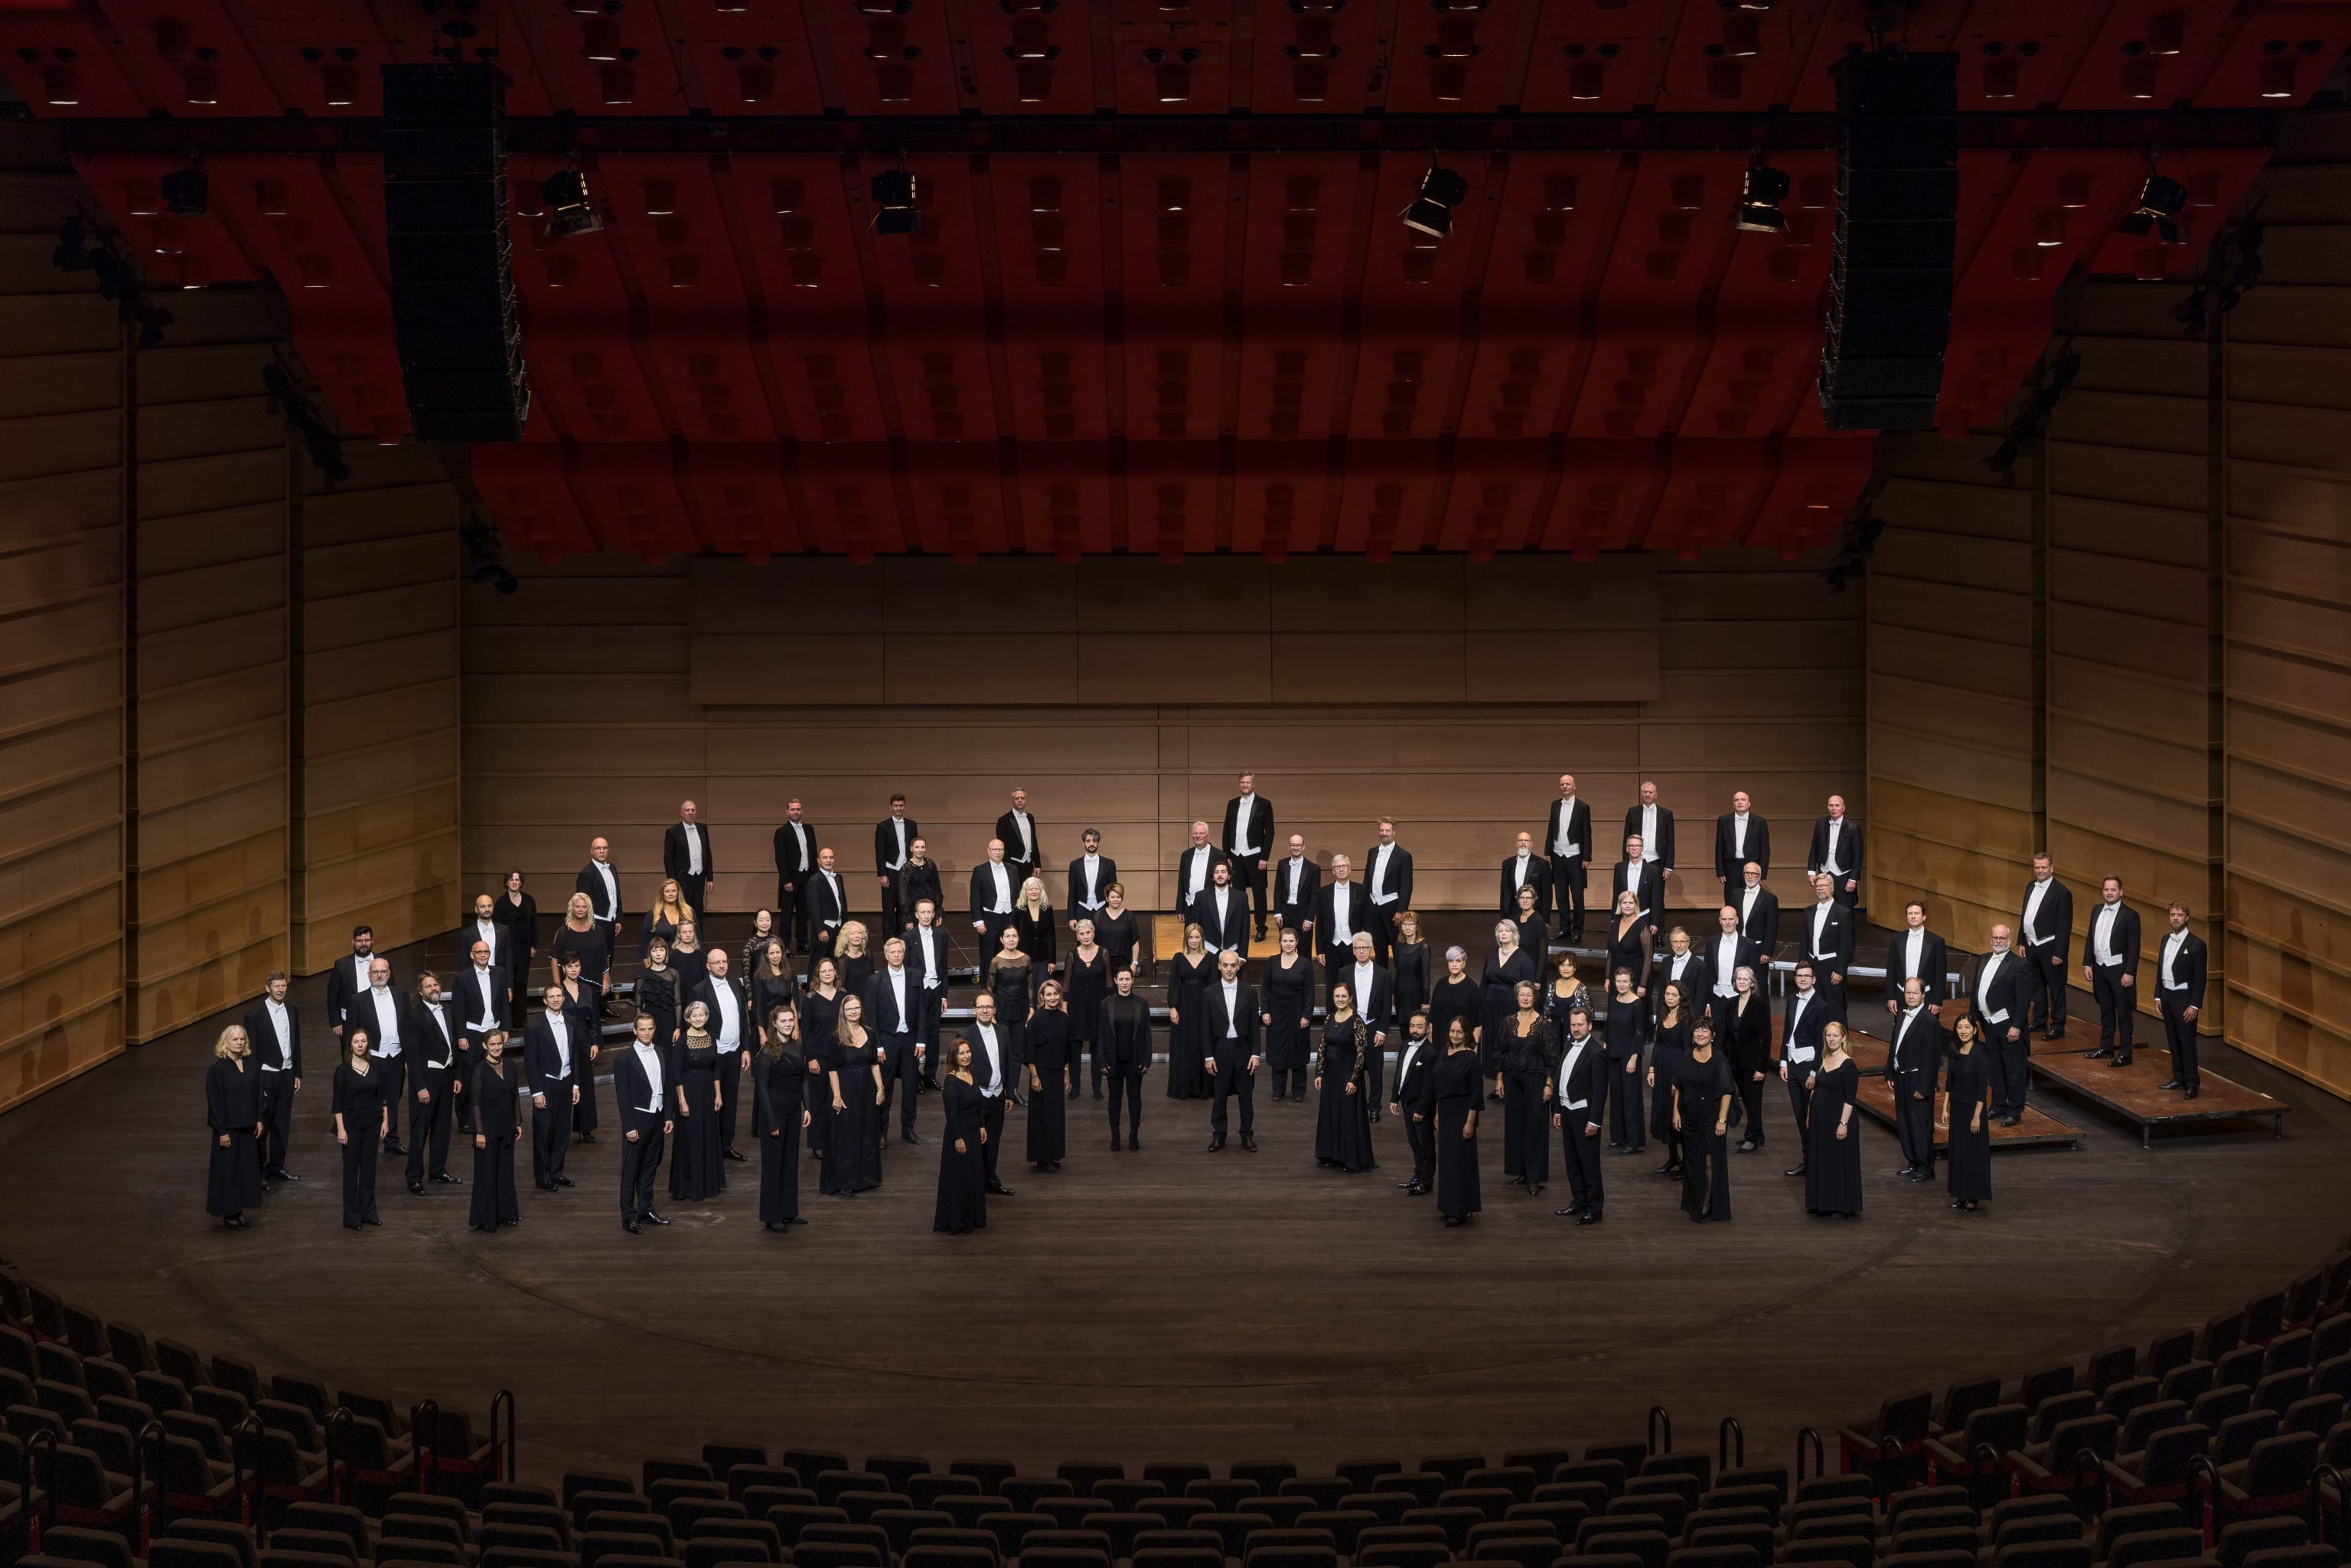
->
[664, 799, 715, 923]
[1174, 820, 1228, 916]
[577, 836, 624, 947]
[1807, 794, 1865, 914]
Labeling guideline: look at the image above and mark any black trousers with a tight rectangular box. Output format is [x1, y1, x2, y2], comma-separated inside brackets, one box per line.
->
[1560, 1109, 1605, 1210]
[532, 1086, 571, 1185]
[1894, 1078, 1935, 1172]
[980, 1094, 1007, 1185]
[1234, 857, 1269, 935]
[717, 1050, 743, 1149]
[2160, 995, 2199, 1087]
[779, 877, 808, 951]
[1371, 905, 1400, 965]
[878, 1030, 918, 1132]
[877, 879, 903, 938]
[2027, 947, 2069, 1028]
[1107, 1071, 1144, 1137]
[374, 1054, 406, 1143]
[620, 1125, 665, 1218]
[678, 873, 708, 924]
[1991, 1030, 2031, 1117]
[407, 1077, 452, 1183]
[1605, 1055, 1644, 1149]
[1785, 1070, 1812, 1146]
[340, 1135, 378, 1227]
[2092, 969, 2136, 1055]
[1736, 1072, 1767, 1145]
[1811, 967, 1850, 1025]
[572, 1048, 600, 1136]
[259, 1069, 295, 1171]
[1548, 858, 1586, 938]
[1209, 1053, 1255, 1139]
[1405, 1113, 1435, 1187]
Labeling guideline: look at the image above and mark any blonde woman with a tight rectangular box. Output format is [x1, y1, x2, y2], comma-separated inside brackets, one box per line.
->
[642, 879, 693, 963]
[1166, 922, 1213, 1100]
[553, 892, 611, 992]
[836, 921, 874, 996]
[205, 1025, 264, 1228]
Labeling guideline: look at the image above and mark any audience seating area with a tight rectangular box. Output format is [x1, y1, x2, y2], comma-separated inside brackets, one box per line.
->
[0, 1252, 2346, 1568]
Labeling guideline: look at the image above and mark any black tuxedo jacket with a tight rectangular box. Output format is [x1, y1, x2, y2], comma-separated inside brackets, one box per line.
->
[663, 822, 715, 884]
[1697, 934, 1763, 1002]
[1884, 927, 1951, 1003]
[1733, 884, 1779, 949]
[1394, 1037, 1438, 1115]
[1273, 857, 1322, 925]
[1221, 796, 1275, 864]
[689, 974, 754, 1044]
[1173, 845, 1231, 908]
[1065, 855, 1118, 915]
[1808, 814, 1865, 889]
[324, 950, 380, 1032]
[2157, 929, 2208, 1010]
[1498, 853, 1551, 918]
[611, 1047, 667, 1139]
[1655, 948, 1712, 1009]
[1557, 1033, 1606, 1123]
[801, 870, 849, 935]
[2020, 876, 2075, 963]
[2087, 901, 2143, 979]
[1970, 950, 2036, 1034]
[1312, 880, 1373, 961]
[872, 816, 918, 878]
[1714, 813, 1771, 883]
[903, 923, 953, 997]
[1202, 980, 1260, 1059]
[1543, 797, 1594, 874]
[1609, 860, 1667, 927]
[410, 999, 461, 1085]
[962, 1024, 1012, 1097]
[774, 821, 818, 879]
[1365, 843, 1414, 912]
[1189, 887, 1250, 954]
[967, 861, 1019, 927]
[576, 862, 623, 925]
[242, 999, 303, 1078]
[455, 964, 512, 1039]
[347, 989, 409, 1060]
[1622, 804, 1676, 869]
[1781, 988, 1829, 1065]
[459, 919, 516, 975]
[1329, 960, 1395, 1028]
[1889, 1006, 1943, 1089]
[524, 1015, 579, 1100]
[994, 810, 1042, 871]
[862, 967, 921, 1036]
[1798, 901, 1854, 974]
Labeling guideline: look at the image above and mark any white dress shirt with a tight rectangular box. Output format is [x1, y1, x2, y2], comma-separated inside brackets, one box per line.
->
[368, 987, 403, 1055]
[1352, 960, 1378, 1019]
[916, 925, 943, 987]
[546, 1014, 572, 1077]
[1978, 953, 2010, 1022]
[1009, 813, 1035, 861]
[709, 980, 742, 1052]
[788, 821, 810, 865]
[420, 1001, 453, 1068]
[1076, 854, 1105, 907]
[474, 917, 501, 957]
[1821, 818, 1846, 875]
[1731, 813, 1750, 856]
[1810, 901, 1835, 958]
[1329, 883, 1357, 944]
[1232, 797, 1260, 857]
[1740, 883, 1761, 924]
[1371, 844, 1398, 905]
[887, 818, 908, 869]
[1712, 935, 1740, 999]
[633, 1042, 664, 1111]
[1561, 1038, 1592, 1109]
[885, 964, 910, 1024]
[977, 1025, 1004, 1097]
[2023, 878, 2053, 944]
[683, 822, 704, 876]
[1784, 993, 1816, 1062]
[986, 861, 1012, 913]
[262, 999, 293, 1070]
[592, 860, 618, 919]
[1511, 852, 1532, 890]
[820, 869, 843, 924]
[1286, 857, 1307, 900]
[1209, 886, 1233, 940]
[1904, 927, 1925, 979]
[468, 966, 501, 1030]
[1639, 804, 1659, 862]
[1221, 980, 1241, 1038]
[2094, 902, 2123, 965]
[1188, 851, 1211, 901]
[1553, 800, 1580, 859]
[2162, 930, 2189, 989]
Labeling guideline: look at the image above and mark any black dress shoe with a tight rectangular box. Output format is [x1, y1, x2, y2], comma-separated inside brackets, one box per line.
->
[2042, 1027, 2067, 1040]
[1110, 1133, 1122, 1152]
[2111, 1055, 2133, 1068]
[432, 1172, 460, 1184]
[2084, 1046, 2114, 1059]
[723, 1147, 748, 1162]
[1554, 1202, 1584, 1217]
[361, 1216, 382, 1226]
[579, 1131, 596, 1144]
[553, 1175, 574, 1188]
[1129, 1136, 1141, 1150]
[641, 1210, 670, 1225]
[536, 1181, 556, 1191]
[624, 1220, 643, 1234]
[383, 1139, 406, 1155]
[1241, 1133, 1256, 1152]
[1208, 1136, 1225, 1152]
[1785, 1165, 1808, 1178]
[765, 1221, 790, 1233]
[2158, 1079, 2184, 1090]
[409, 1182, 426, 1195]
[788, 1214, 809, 1224]
[986, 1182, 1015, 1196]
[901, 1130, 921, 1145]
[2184, 1086, 2199, 1100]
[1576, 1210, 1603, 1225]
[272, 1169, 301, 1182]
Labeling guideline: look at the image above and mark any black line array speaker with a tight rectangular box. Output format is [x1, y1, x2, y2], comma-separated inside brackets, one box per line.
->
[1817, 51, 1958, 432]
[380, 62, 530, 442]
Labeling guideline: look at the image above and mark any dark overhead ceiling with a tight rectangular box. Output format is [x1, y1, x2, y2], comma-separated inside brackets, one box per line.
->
[6, 0, 2338, 563]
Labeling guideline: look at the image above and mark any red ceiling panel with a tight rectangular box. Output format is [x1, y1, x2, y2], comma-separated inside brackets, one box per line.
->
[1347, 154, 1495, 444]
[1565, 152, 1743, 441]
[1233, 154, 1358, 444]
[59, 0, 292, 117]
[598, 155, 781, 445]
[1748, 437, 1875, 559]
[2059, 0, 2242, 109]
[1539, 440, 1668, 557]
[1641, 438, 1774, 556]
[471, 442, 596, 562]
[1433, 442, 1551, 557]
[796, 444, 906, 560]
[1940, 0, 2108, 112]
[1521, 0, 1678, 115]
[1125, 448, 1219, 560]
[507, 161, 670, 444]
[812, 0, 964, 115]
[509, 0, 690, 116]
[1655, 0, 1828, 113]
[2191, 3, 2351, 107]
[1230, 455, 1329, 562]
[1124, 154, 1235, 442]
[1680, 153, 1839, 442]
[722, 155, 890, 446]
[1013, 468, 1118, 562]
[991, 155, 1112, 443]
[1107, 2, 1236, 116]
[906, 450, 1015, 560]
[574, 442, 698, 562]
[678, 443, 800, 563]
[664, 3, 827, 117]
[1456, 155, 1619, 445]
[1327, 447, 1443, 559]
[964, 2, 1099, 114]
[1244, 0, 1388, 113]
[865, 155, 999, 443]
[2083, 147, 2268, 276]
[1, 7, 163, 115]
[73, 153, 259, 292]
[1382, 1, 1518, 114]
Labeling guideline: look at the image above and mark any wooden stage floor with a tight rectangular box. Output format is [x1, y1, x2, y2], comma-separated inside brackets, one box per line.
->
[2031, 1050, 2290, 1148]
[1844, 1035, 2082, 1152]
[2, 984, 2345, 1489]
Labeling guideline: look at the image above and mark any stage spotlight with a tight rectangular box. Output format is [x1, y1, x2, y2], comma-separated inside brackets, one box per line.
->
[160, 168, 208, 215]
[1736, 161, 1790, 233]
[1399, 162, 1470, 238]
[541, 168, 604, 238]
[869, 166, 920, 235]
[2118, 173, 2189, 244]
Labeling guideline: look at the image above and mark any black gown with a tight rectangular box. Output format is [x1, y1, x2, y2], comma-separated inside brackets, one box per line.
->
[1064, 950, 1109, 1050]
[1429, 975, 1482, 1057]
[1026, 1009, 1071, 1164]
[987, 955, 1032, 1084]
[1477, 948, 1536, 1077]
[1094, 911, 1141, 978]
[1313, 1018, 1377, 1172]
[553, 921, 611, 986]
[1649, 1011, 1694, 1153]
[634, 966, 680, 1047]
[1500, 1016, 1554, 1186]
[800, 991, 842, 1154]
[1674, 1048, 1735, 1221]
[1433, 1050, 1483, 1221]
[838, 952, 876, 1002]
[1945, 1047, 1992, 1205]
[469, 1057, 521, 1228]
[331, 1061, 385, 1229]
[823, 1037, 883, 1195]
[753, 1048, 805, 1224]
[1262, 955, 1316, 1078]
[934, 1076, 988, 1234]
[670, 1038, 726, 1200]
[1166, 952, 1213, 1099]
[1805, 1058, 1864, 1216]
[204, 1057, 264, 1218]
[560, 977, 603, 1136]
[1391, 941, 1430, 1030]
[1605, 917, 1652, 997]
[1603, 997, 1648, 1150]
[496, 891, 539, 1006]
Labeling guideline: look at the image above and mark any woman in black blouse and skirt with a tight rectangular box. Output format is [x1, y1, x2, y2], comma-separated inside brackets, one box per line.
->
[1673, 1018, 1736, 1222]
[1648, 980, 1694, 1177]
[1805, 1021, 1863, 1218]
[1064, 921, 1109, 1103]
[800, 957, 843, 1159]
[1260, 927, 1316, 1103]
[1726, 965, 1772, 1153]
[1026, 979, 1071, 1172]
[556, 954, 603, 1142]
[934, 1038, 988, 1235]
[1429, 947, 1481, 1064]
[1498, 981, 1555, 1197]
[496, 869, 538, 1015]
[204, 1025, 264, 1229]
[752, 939, 797, 1045]
[1433, 1018, 1482, 1226]
[332, 1028, 388, 1230]
[469, 1031, 522, 1231]
[670, 920, 709, 1000]
[1097, 967, 1152, 1149]
[754, 1006, 810, 1231]
[1944, 1012, 1992, 1213]
[1313, 984, 1377, 1174]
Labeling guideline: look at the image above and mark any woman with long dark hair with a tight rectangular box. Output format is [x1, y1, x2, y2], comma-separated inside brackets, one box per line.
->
[752, 938, 797, 1044]
[1391, 911, 1430, 1036]
[1647, 980, 1693, 1178]
[204, 1025, 264, 1230]
[934, 1038, 988, 1235]
[823, 995, 884, 1196]
[754, 1006, 811, 1232]
[984, 924, 1034, 1107]
[1673, 1017, 1736, 1222]
[1313, 983, 1377, 1174]
[1603, 966, 1648, 1156]
[1498, 980, 1554, 1198]
[332, 1026, 387, 1230]
[1945, 1012, 1992, 1214]
[1164, 924, 1213, 1100]
[556, 954, 603, 1143]
[801, 955, 843, 1160]
[496, 869, 538, 1014]
[1433, 1017, 1482, 1227]
[637, 937, 680, 1046]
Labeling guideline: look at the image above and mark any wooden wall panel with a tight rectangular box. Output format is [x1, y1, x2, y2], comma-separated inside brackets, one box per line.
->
[0, 138, 126, 1103]
[464, 549, 1864, 923]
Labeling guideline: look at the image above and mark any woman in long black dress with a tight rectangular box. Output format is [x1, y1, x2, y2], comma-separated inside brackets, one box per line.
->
[1094, 884, 1143, 980]
[1510, 885, 1548, 965]
[641, 879, 691, 964]
[823, 996, 885, 1195]
[982, 926, 1032, 1106]
[204, 1025, 264, 1229]
[1026, 979, 1071, 1172]
[1065, 921, 1109, 1103]
[1603, 966, 1648, 1154]
[1164, 924, 1213, 1100]
[1260, 927, 1316, 1103]
[1479, 921, 1536, 1089]
[1391, 911, 1431, 1038]
[1430, 947, 1481, 1061]
[1546, 954, 1593, 1038]
[800, 957, 843, 1159]
[934, 1038, 988, 1235]
[1673, 1019, 1735, 1222]
[469, 1031, 522, 1231]
[1727, 965, 1772, 1154]
[1805, 1021, 1863, 1218]
[670, 1002, 726, 1201]
[670, 920, 709, 1001]
[739, 908, 779, 980]
[557, 955, 604, 1142]
[836, 922, 876, 999]
[637, 937, 681, 1047]
[754, 1006, 810, 1232]
[752, 939, 797, 1045]
[331, 1028, 387, 1231]
[1433, 1018, 1482, 1226]
[1604, 890, 1654, 1005]
[496, 869, 538, 1015]
[1312, 984, 1377, 1173]
[1647, 981, 1694, 1176]
[1098, 967, 1152, 1150]
[553, 892, 610, 993]
[1498, 981, 1555, 1197]
[1014, 879, 1059, 1051]
[1945, 1012, 1992, 1213]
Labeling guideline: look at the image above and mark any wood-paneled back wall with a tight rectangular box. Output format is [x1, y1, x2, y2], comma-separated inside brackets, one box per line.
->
[0, 125, 464, 1100]
[460, 549, 1865, 920]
